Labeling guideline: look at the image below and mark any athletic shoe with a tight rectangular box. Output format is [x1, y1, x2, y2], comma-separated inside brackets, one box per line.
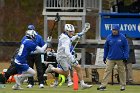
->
[97, 86, 106, 91]
[45, 64, 53, 73]
[27, 84, 33, 88]
[39, 84, 44, 88]
[120, 86, 125, 91]
[12, 84, 23, 90]
[14, 75, 21, 86]
[81, 83, 92, 89]
[67, 81, 73, 87]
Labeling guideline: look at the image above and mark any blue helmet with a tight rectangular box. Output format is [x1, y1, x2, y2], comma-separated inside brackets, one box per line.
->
[28, 24, 35, 30]
[112, 24, 119, 31]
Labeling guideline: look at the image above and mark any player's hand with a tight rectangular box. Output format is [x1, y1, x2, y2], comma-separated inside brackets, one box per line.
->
[71, 50, 75, 55]
[77, 32, 84, 37]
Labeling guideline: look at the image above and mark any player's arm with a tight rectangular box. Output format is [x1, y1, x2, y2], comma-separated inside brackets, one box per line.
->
[71, 34, 79, 41]
[71, 23, 90, 41]
[34, 37, 52, 53]
[35, 43, 47, 53]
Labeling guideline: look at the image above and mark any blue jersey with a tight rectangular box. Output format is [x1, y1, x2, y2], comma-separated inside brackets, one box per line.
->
[104, 33, 129, 60]
[16, 39, 37, 64]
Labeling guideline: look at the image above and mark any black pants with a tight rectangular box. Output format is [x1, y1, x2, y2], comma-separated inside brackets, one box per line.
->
[27, 54, 44, 85]
[4, 48, 19, 81]
[4, 62, 17, 81]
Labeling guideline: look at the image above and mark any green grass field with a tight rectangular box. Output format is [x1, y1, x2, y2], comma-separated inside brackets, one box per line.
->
[1, 83, 140, 93]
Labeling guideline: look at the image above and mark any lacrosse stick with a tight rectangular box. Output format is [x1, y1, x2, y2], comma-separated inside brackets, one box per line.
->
[47, 13, 60, 47]
[48, 13, 60, 39]
[71, 23, 90, 53]
[79, 22, 90, 35]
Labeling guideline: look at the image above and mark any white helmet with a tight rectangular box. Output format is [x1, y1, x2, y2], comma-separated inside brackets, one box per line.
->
[26, 30, 36, 39]
[65, 24, 75, 32]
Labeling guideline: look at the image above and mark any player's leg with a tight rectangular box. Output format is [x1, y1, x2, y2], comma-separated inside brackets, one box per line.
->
[50, 63, 59, 87]
[46, 64, 69, 76]
[27, 55, 35, 88]
[67, 66, 73, 87]
[46, 58, 70, 76]
[4, 63, 18, 81]
[35, 54, 44, 88]
[13, 64, 36, 90]
[72, 62, 92, 89]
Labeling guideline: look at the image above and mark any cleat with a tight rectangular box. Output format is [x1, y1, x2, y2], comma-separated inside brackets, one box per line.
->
[97, 86, 106, 91]
[45, 64, 53, 73]
[81, 83, 92, 89]
[120, 86, 125, 91]
[27, 84, 33, 88]
[67, 81, 73, 87]
[12, 84, 23, 90]
[39, 84, 44, 88]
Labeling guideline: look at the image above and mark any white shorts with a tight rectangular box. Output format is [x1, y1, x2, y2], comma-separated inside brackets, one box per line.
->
[57, 57, 78, 71]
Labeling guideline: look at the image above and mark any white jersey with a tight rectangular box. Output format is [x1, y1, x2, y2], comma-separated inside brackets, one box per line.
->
[56, 33, 72, 60]
[56, 33, 79, 71]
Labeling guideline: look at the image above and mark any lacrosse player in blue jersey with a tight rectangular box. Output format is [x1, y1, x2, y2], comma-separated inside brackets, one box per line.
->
[12, 30, 51, 90]
[21, 25, 45, 88]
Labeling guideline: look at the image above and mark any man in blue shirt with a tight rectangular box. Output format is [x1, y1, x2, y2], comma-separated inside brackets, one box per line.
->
[97, 24, 129, 91]
[12, 30, 49, 90]
[21, 25, 45, 88]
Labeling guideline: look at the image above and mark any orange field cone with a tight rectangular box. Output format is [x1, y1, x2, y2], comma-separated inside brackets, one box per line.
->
[73, 70, 78, 90]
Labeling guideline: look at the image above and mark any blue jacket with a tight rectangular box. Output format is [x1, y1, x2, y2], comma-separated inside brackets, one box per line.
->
[21, 32, 45, 47]
[104, 33, 129, 60]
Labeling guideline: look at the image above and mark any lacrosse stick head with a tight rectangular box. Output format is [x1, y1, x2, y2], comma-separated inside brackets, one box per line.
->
[55, 13, 60, 22]
[80, 23, 90, 35]
[84, 23, 90, 32]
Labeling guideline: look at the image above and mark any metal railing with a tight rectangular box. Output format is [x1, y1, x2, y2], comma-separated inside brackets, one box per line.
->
[43, 0, 100, 11]
[86, 0, 99, 10]
[44, 0, 85, 10]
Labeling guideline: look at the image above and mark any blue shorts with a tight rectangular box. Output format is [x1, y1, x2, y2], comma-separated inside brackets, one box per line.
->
[15, 63, 29, 74]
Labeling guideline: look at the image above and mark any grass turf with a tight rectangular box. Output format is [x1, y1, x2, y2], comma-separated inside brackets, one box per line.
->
[0, 83, 140, 93]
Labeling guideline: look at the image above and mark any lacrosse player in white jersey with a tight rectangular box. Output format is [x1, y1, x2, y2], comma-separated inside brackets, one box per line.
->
[46, 24, 92, 89]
